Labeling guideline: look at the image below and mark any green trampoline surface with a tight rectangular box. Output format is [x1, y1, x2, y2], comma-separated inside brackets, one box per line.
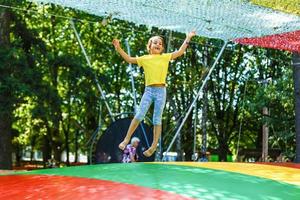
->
[1, 162, 299, 200]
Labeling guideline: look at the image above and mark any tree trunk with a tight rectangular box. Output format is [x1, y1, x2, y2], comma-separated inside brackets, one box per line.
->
[30, 147, 34, 162]
[293, 53, 300, 163]
[218, 138, 229, 161]
[0, 11, 10, 46]
[42, 134, 52, 168]
[201, 85, 208, 158]
[183, 111, 193, 161]
[0, 8, 12, 170]
[53, 127, 62, 163]
[75, 130, 79, 163]
[64, 93, 71, 166]
[0, 114, 13, 169]
[48, 12, 63, 164]
[176, 130, 182, 161]
[262, 107, 269, 162]
[14, 145, 22, 167]
[65, 124, 70, 165]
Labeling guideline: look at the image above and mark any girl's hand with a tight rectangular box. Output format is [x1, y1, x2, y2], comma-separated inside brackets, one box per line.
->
[112, 39, 120, 49]
[187, 31, 196, 39]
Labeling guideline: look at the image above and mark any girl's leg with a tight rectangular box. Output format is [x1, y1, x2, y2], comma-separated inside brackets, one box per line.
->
[118, 118, 140, 150]
[143, 87, 166, 157]
[119, 88, 153, 150]
[143, 125, 161, 157]
[152, 125, 162, 148]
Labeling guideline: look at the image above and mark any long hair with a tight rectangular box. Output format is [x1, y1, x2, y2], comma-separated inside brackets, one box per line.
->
[146, 36, 165, 54]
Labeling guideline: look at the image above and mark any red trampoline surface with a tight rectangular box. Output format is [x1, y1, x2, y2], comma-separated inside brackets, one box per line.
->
[0, 175, 195, 200]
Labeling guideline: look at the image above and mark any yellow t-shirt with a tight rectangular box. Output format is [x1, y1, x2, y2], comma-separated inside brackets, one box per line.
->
[136, 53, 172, 86]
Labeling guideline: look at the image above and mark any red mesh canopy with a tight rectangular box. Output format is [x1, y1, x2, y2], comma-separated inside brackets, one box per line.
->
[234, 30, 300, 53]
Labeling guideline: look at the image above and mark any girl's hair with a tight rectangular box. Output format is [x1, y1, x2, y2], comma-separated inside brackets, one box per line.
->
[147, 36, 165, 53]
[131, 137, 140, 144]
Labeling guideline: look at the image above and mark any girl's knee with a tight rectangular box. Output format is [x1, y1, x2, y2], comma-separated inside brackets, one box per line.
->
[134, 113, 144, 122]
[153, 115, 162, 125]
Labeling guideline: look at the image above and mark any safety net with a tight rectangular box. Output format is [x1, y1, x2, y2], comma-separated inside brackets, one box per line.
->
[29, 0, 300, 52]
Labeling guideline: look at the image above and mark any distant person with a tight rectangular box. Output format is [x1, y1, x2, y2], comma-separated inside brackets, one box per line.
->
[113, 31, 196, 157]
[122, 137, 140, 163]
[47, 156, 58, 168]
[96, 152, 111, 163]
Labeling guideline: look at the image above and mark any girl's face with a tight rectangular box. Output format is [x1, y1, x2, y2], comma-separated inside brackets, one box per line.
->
[149, 37, 164, 54]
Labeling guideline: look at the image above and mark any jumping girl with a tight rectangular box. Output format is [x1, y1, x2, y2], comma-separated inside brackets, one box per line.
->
[112, 31, 196, 157]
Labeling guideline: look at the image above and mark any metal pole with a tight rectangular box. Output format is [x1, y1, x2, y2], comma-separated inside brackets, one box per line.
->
[236, 81, 248, 160]
[166, 30, 172, 52]
[125, 39, 138, 113]
[70, 20, 115, 122]
[163, 41, 228, 160]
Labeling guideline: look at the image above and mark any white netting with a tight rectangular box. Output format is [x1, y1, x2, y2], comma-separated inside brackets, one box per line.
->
[29, 0, 300, 40]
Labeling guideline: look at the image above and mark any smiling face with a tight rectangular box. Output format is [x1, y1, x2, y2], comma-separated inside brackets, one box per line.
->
[147, 36, 164, 54]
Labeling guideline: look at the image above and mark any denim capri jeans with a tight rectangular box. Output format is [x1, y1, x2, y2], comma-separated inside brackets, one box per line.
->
[134, 86, 166, 125]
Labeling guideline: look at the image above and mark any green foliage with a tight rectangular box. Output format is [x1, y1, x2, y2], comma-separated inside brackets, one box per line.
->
[1, 1, 296, 165]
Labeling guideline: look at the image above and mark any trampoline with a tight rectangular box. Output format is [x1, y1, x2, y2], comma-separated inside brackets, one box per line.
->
[1, 162, 300, 200]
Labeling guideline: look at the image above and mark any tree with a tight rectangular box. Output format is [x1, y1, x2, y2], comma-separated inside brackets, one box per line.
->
[0, 6, 13, 170]
[293, 53, 300, 163]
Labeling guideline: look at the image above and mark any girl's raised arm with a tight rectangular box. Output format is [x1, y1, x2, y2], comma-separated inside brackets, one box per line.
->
[171, 31, 196, 60]
[112, 39, 137, 64]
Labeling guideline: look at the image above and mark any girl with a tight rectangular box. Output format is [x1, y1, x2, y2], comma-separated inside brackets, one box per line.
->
[112, 31, 196, 157]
